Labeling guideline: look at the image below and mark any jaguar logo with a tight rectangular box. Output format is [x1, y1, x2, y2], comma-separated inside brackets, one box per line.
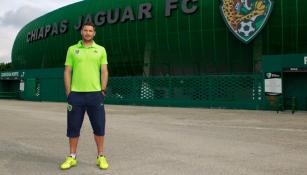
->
[220, 0, 273, 44]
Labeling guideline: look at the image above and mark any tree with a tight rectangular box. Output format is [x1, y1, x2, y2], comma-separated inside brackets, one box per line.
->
[0, 62, 13, 71]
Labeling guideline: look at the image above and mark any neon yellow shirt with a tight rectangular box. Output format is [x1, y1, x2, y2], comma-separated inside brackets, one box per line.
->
[65, 40, 108, 92]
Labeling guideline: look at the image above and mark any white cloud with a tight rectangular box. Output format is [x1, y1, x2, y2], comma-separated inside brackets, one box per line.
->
[0, 26, 19, 63]
[0, 6, 45, 28]
[0, 0, 81, 63]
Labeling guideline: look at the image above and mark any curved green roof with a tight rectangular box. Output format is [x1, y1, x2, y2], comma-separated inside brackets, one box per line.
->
[12, 0, 307, 76]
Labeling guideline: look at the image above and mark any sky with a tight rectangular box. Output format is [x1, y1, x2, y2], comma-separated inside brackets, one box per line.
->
[0, 0, 82, 63]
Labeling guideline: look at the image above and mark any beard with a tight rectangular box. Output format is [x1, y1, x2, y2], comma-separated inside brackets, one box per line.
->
[82, 35, 94, 42]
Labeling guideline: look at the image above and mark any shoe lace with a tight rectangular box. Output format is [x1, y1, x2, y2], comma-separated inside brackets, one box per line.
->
[65, 157, 74, 164]
[98, 156, 107, 163]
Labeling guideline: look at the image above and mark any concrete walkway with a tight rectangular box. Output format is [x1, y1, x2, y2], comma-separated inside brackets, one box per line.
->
[0, 100, 307, 175]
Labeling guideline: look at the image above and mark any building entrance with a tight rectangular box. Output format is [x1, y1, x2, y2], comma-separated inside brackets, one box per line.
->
[0, 80, 20, 99]
[283, 72, 307, 111]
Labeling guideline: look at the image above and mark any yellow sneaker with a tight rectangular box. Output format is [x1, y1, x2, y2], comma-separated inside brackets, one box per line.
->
[60, 156, 77, 170]
[96, 155, 109, 169]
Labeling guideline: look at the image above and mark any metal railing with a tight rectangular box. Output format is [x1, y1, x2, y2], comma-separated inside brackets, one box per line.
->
[0, 92, 20, 99]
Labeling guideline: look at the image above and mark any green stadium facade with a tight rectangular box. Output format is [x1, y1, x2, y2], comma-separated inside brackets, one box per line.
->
[1, 0, 307, 111]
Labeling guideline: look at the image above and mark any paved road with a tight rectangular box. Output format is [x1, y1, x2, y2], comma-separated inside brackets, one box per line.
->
[0, 100, 307, 175]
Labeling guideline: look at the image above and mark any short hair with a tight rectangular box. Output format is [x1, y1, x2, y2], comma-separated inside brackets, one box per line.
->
[82, 21, 95, 30]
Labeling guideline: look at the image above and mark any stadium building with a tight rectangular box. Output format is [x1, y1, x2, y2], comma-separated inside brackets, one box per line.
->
[0, 0, 306, 111]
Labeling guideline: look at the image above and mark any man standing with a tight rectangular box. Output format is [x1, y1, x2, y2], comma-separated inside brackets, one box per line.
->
[60, 21, 109, 170]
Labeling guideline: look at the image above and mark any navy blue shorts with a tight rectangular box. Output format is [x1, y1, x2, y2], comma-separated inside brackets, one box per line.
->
[66, 91, 105, 138]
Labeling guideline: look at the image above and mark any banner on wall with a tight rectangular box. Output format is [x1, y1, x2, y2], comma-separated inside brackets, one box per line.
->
[264, 72, 282, 96]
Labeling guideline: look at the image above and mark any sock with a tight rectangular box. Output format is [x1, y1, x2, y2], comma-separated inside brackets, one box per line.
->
[70, 153, 76, 159]
[97, 152, 104, 157]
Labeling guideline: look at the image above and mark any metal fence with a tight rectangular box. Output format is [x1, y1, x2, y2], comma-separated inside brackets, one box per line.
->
[106, 75, 264, 109]
[0, 71, 264, 109]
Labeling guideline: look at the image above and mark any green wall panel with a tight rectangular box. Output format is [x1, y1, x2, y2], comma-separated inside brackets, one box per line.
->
[12, 0, 307, 76]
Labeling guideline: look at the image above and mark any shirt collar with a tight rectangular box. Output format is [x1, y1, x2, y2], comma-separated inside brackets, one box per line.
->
[77, 40, 97, 48]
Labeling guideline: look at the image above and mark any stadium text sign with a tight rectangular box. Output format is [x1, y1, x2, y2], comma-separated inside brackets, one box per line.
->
[0, 71, 25, 80]
[0, 72, 19, 80]
[304, 56, 307, 65]
[27, 0, 198, 43]
[1, 72, 19, 78]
